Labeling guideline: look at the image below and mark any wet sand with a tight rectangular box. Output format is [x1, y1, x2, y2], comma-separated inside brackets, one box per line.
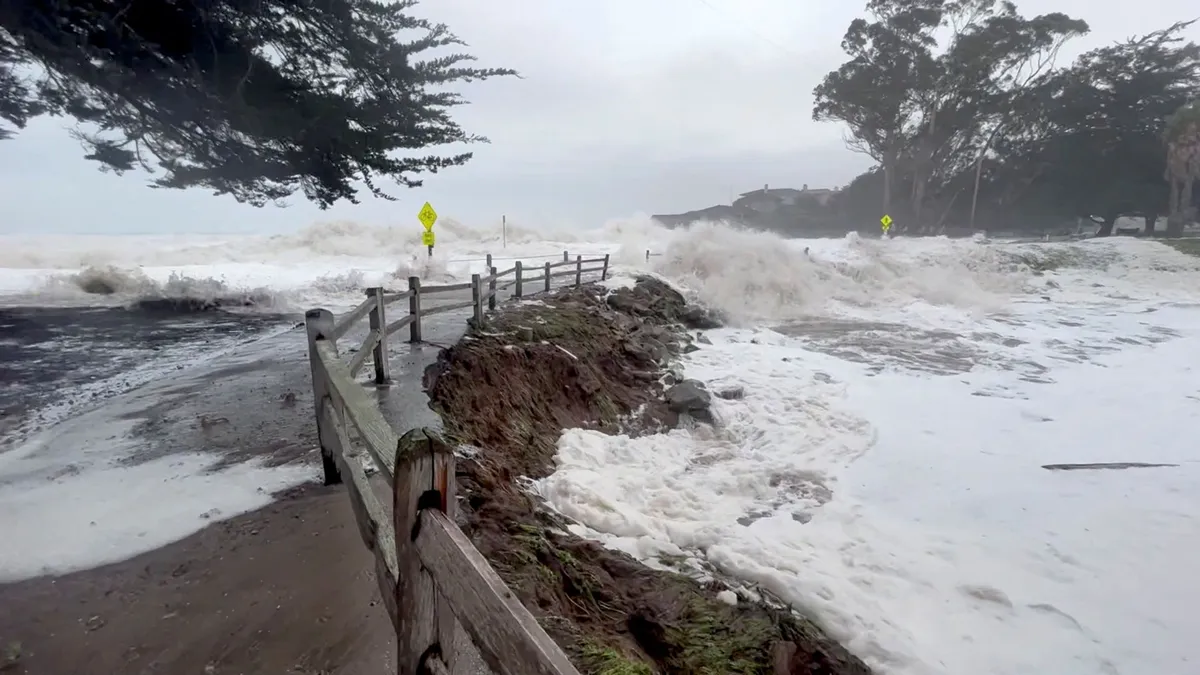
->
[0, 305, 293, 449]
[0, 307, 470, 675]
[0, 485, 395, 675]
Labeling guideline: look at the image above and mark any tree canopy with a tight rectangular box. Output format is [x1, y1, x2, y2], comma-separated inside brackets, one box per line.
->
[813, 0, 1200, 237]
[0, 0, 515, 207]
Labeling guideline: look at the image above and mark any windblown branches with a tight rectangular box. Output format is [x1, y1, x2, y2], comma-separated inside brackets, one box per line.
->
[0, 0, 516, 207]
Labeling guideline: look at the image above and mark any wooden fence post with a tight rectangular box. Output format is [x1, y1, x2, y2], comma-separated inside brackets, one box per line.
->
[471, 273, 484, 328]
[366, 287, 391, 384]
[408, 276, 422, 343]
[486, 253, 492, 274]
[514, 261, 523, 298]
[601, 254, 610, 281]
[304, 308, 342, 486]
[394, 429, 459, 675]
[575, 255, 582, 287]
[563, 250, 569, 262]
[489, 266, 498, 310]
[543, 261, 551, 293]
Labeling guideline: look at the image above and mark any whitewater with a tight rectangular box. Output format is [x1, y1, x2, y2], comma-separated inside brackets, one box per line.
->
[2, 216, 1198, 675]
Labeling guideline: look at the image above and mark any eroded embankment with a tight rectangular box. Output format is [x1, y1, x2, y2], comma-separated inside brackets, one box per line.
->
[423, 278, 872, 675]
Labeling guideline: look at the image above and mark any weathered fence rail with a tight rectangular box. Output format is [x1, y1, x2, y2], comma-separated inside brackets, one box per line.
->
[305, 251, 611, 675]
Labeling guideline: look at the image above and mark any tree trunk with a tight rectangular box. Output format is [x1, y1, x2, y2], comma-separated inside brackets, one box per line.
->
[1095, 214, 1118, 237]
[882, 161, 893, 216]
[913, 109, 938, 231]
[969, 154, 984, 230]
[1184, 175, 1195, 225]
[912, 173, 928, 232]
[1165, 213, 1185, 238]
[935, 189, 961, 232]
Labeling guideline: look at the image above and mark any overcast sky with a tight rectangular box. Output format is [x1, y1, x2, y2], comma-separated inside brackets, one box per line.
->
[1, 0, 1196, 235]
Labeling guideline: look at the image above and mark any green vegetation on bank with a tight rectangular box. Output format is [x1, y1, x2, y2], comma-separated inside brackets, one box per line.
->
[425, 282, 872, 675]
[1163, 238, 1200, 257]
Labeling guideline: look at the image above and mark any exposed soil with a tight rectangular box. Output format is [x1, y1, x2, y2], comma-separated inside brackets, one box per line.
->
[424, 278, 872, 675]
[0, 484, 396, 675]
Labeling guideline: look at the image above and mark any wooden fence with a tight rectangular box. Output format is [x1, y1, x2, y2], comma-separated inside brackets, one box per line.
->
[304, 251, 610, 675]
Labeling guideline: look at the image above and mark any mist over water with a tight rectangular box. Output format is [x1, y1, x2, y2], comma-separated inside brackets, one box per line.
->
[3, 215, 1196, 441]
[3, 216, 1196, 319]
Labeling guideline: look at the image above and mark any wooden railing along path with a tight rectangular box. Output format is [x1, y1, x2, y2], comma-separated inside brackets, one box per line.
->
[304, 251, 610, 675]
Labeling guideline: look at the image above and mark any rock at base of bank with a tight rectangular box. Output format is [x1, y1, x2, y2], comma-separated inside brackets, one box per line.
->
[423, 277, 872, 675]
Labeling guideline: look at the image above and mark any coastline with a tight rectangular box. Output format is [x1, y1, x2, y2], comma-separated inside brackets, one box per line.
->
[425, 278, 870, 674]
[0, 298, 481, 673]
[0, 277, 869, 675]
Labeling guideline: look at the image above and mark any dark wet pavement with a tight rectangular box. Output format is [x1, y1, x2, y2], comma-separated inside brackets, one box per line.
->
[3, 266, 598, 469]
[0, 305, 293, 448]
[96, 305, 471, 474]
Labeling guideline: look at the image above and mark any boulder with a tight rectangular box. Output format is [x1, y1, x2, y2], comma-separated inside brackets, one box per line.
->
[715, 385, 744, 400]
[665, 379, 714, 424]
[662, 366, 686, 386]
[680, 305, 725, 329]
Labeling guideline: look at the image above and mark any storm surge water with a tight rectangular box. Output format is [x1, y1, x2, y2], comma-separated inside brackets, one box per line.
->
[3, 217, 1199, 675]
[542, 223, 1200, 675]
[0, 218, 630, 446]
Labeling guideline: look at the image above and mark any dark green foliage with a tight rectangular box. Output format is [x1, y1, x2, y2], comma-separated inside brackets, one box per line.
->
[813, 0, 1200, 236]
[0, 0, 515, 206]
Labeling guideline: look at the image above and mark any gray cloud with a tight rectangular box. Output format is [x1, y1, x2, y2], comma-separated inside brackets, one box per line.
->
[1, 0, 1196, 234]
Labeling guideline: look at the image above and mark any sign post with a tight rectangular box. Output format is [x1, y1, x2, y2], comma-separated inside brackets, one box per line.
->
[880, 214, 893, 237]
[418, 202, 438, 256]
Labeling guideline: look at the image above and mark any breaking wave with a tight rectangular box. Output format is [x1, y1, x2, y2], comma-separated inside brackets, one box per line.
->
[32, 266, 283, 314]
[3, 215, 1197, 317]
[639, 221, 1200, 324]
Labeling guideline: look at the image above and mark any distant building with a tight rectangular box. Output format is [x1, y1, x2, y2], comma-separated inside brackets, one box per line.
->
[733, 184, 838, 213]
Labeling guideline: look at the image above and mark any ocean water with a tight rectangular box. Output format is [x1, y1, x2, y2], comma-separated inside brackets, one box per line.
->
[2, 217, 1199, 675]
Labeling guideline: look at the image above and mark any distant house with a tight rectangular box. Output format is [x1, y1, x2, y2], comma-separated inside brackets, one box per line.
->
[651, 204, 750, 227]
[732, 184, 837, 213]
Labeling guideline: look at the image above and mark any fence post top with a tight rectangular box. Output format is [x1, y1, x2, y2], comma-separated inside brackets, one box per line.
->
[396, 427, 455, 457]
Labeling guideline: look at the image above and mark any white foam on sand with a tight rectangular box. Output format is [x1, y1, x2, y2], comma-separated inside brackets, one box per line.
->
[0, 414, 315, 583]
[537, 230, 1200, 675]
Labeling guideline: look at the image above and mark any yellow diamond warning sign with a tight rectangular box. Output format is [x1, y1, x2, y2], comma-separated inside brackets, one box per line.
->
[418, 202, 438, 231]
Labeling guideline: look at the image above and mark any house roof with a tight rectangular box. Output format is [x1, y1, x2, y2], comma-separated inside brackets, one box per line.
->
[738, 188, 805, 198]
[736, 186, 836, 198]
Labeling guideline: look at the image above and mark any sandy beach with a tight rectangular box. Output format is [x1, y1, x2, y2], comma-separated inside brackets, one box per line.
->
[0, 485, 394, 675]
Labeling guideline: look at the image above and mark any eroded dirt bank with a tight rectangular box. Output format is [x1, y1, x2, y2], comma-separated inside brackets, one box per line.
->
[424, 278, 872, 675]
